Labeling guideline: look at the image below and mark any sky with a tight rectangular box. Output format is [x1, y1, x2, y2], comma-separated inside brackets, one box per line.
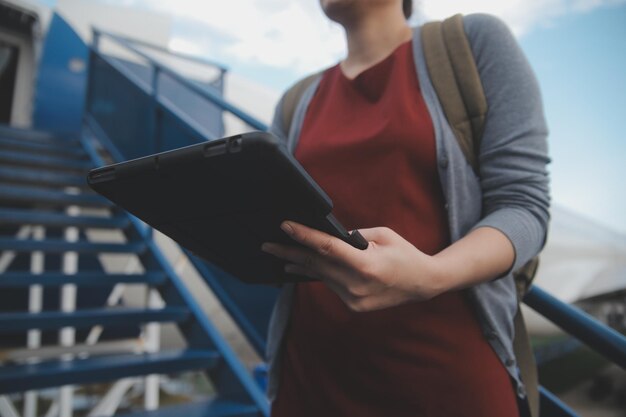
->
[36, 0, 626, 234]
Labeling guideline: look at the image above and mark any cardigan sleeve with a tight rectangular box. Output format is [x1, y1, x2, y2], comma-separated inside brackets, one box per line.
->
[464, 14, 551, 271]
[268, 94, 289, 144]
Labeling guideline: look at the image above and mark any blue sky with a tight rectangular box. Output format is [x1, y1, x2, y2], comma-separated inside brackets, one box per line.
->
[519, 5, 626, 233]
[39, 0, 626, 233]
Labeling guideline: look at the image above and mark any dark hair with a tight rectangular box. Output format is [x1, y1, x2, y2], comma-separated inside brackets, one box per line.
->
[402, 0, 413, 19]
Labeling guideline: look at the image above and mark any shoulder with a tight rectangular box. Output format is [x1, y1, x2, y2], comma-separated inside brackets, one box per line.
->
[462, 14, 520, 66]
[462, 13, 515, 43]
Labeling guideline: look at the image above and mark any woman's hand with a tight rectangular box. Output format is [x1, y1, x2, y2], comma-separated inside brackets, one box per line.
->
[261, 221, 447, 312]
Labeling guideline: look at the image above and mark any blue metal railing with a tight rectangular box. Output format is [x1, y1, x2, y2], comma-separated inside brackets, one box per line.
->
[524, 286, 626, 368]
[92, 29, 267, 145]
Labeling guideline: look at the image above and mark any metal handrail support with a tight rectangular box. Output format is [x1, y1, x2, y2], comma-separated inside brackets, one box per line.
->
[539, 387, 578, 417]
[524, 286, 626, 368]
[91, 28, 267, 132]
[93, 29, 228, 73]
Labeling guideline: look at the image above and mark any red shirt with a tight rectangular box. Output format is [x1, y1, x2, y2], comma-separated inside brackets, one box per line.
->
[272, 40, 518, 417]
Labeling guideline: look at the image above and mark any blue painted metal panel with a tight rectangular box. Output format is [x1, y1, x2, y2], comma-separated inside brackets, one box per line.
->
[0, 349, 220, 394]
[0, 271, 166, 287]
[88, 53, 156, 159]
[107, 57, 224, 139]
[32, 14, 88, 132]
[0, 307, 190, 332]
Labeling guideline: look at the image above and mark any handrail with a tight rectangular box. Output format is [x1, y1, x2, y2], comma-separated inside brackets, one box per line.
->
[91, 51, 219, 141]
[92, 28, 268, 132]
[93, 28, 228, 72]
[524, 286, 626, 368]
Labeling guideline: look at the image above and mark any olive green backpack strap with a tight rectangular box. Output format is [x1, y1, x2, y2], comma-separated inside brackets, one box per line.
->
[280, 71, 323, 135]
[421, 14, 487, 175]
[422, 14, 540, 417]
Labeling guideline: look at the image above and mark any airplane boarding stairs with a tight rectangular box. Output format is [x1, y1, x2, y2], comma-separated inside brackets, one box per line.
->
[0, 21, 624, 417]
[0, 125, 268, 417]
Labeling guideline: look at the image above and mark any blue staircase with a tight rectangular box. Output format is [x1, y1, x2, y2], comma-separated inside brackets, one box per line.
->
[0, 126, 268, 416]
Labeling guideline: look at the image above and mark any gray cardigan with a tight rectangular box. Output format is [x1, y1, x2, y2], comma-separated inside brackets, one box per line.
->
[266, 13, 550, 403]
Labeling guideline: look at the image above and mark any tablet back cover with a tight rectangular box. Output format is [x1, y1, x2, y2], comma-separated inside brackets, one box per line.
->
[88, 132, 347, 284]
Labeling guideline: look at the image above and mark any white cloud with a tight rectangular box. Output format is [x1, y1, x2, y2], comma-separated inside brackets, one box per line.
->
[104, 0, 625, 73]
[419, 0, 626, 36]
[109, 0, 345, 74]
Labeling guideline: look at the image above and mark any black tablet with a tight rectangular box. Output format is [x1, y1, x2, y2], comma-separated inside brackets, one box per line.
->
[87, 131, 368, 284]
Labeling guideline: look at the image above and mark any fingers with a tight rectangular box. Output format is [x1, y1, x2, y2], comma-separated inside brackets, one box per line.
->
[280, 221, 362, 266]
[262, 242, 362, 288]
[262, 242, 331, 275]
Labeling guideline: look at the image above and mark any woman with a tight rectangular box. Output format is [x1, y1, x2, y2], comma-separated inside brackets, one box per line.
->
[261, 0, 550, 416]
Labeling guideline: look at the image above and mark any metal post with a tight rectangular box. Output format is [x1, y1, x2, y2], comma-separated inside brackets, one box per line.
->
[24, 226, 45, 417]
[144, 288, 163, 410]
[92, 29, 100, 51]
[59, 205, 80, 417]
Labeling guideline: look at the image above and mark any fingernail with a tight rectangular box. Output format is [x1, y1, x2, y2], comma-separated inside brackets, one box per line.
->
[281, 221, 294, 235]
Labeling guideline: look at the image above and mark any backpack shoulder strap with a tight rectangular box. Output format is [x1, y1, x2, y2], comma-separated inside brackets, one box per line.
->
[421, 14, 487, 174]
[280, 71, 323, 135]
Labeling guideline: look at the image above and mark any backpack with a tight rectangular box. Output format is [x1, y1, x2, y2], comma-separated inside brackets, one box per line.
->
[279, 14, 541, 417]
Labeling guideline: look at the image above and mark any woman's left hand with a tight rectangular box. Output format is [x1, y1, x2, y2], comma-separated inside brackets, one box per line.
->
[261, 221, 447, 312]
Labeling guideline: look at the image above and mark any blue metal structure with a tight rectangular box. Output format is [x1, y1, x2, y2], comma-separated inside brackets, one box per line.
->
[0, 9, 624, 417]
[32, 15, 89, 132]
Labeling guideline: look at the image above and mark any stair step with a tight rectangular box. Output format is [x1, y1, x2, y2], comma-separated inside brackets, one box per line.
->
[0, 208, 128, 229]
[117, 399, 260, 417]
[0, 126, 78, 144]
[0, 137, 87, 158]
[0, 349, 220, 394]
[0, 150, 92, 171]
[0, 271, 167, 287]
[0, 184, 110, 207]
[0, 238, 146, 254]
[0, 166, 87, 187]
[0, 307, 190, 333]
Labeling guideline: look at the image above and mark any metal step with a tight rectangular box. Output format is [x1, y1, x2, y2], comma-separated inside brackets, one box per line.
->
[0, 238, 146, 254]
[0, 166, 88, 188]
[0, 126, 77, 144]
[0, 271, 167, 287]
[0, 349, 221, 394]
[0, 137, 87, 158]
[0, 208, 129, 229]
[0, 150, 92, 171]
[0, 184, 110, 207]
[117, 399, 260, 417]
[0, 307, 190, 333]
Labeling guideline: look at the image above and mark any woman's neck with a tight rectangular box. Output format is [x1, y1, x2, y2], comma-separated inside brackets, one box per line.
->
[340, 7, 412, 79]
